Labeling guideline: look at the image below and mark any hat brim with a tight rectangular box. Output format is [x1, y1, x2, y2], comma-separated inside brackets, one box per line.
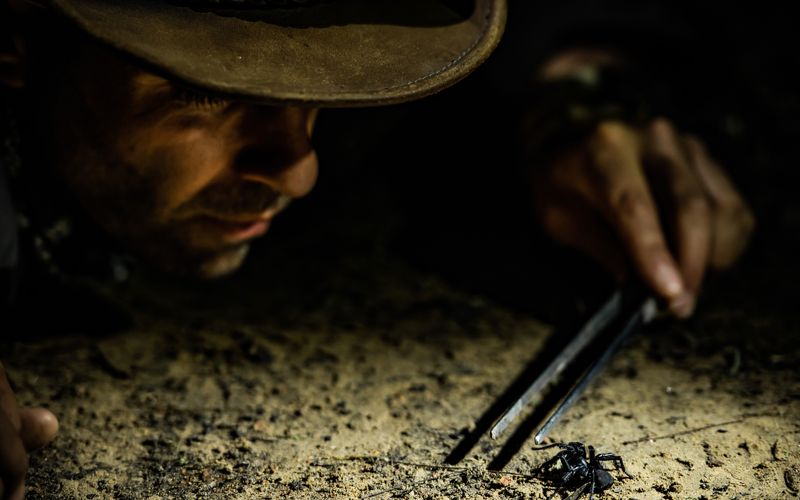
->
[49, 0, 506, 107]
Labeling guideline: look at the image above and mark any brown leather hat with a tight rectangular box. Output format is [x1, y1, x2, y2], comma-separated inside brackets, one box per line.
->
[47, 0, 506, 107]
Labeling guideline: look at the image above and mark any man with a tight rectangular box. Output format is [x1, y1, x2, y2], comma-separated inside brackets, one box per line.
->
[0, 0, 753, 498]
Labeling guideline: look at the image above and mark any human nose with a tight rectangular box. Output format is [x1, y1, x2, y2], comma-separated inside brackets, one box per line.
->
[233, 107, 319, 198]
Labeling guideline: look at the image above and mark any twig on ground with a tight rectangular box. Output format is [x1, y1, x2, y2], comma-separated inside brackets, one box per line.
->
[622, 412, 777, 446]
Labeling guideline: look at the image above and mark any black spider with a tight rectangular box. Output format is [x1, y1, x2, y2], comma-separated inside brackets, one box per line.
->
[534, 442, 631, 499]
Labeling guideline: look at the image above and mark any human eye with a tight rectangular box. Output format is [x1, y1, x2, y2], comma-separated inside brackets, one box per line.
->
[172, 86, 229, 111]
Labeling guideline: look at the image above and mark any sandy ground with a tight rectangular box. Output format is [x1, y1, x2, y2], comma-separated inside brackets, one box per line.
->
[3, 181, 799, 500]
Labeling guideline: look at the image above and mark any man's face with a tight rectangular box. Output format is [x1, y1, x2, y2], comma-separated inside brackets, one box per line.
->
[34, 38, 319, 278]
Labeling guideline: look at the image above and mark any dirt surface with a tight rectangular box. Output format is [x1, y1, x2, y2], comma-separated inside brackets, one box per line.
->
[4, 178, 799, 500]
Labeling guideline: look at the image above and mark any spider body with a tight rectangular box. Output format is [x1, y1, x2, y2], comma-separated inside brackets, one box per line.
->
[536, 442, 629, 499]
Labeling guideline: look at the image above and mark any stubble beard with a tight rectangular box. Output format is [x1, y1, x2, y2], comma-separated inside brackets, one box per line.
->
[194, 243, 251, 279]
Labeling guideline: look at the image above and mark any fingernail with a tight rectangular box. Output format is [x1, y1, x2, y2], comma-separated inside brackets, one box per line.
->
[655, 262, 684, 297]
[671, 292, 696, 319]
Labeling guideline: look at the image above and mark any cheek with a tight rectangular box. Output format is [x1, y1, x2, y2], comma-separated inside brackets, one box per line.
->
[115, 127, 232, 218]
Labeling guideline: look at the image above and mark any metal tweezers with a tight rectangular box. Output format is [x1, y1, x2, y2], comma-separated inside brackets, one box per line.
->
[490, 286, 658, 444]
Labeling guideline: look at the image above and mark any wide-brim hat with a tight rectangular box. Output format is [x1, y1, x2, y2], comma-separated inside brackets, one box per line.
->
[47, 0, 506, 107]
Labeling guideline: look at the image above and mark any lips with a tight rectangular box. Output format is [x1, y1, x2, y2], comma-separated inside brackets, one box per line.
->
[187, 196, 292, 243]
[194, 216, 272, 242]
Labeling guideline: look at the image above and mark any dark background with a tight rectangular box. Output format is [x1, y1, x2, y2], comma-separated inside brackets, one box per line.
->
[6, 1, 799, 334]
[277, 1, 800, 324]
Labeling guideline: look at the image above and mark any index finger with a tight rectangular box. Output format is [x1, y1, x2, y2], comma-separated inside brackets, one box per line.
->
[646, 120, 713, 302]
[585, 122, 687, 304]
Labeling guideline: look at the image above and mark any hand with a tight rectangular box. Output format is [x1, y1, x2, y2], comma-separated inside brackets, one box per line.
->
[530, 118, 755, 317]
[0, 362, 58, 500]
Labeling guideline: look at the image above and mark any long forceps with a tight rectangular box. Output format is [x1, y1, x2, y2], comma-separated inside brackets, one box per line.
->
[491, 287, 658, 444]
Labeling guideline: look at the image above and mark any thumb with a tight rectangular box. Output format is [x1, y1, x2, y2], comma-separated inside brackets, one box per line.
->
[18, 408, 59, 451]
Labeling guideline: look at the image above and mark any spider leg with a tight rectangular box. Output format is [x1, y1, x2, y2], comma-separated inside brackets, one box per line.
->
[565, 482, 590, 500]
[560, 466, 583, 487]
[589, 466, 596, 500]
[596, 453, 632, 478]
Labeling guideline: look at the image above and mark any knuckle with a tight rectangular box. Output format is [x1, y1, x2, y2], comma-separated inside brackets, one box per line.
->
[591, 121, 632, 149]
[608, 188, 652, 222]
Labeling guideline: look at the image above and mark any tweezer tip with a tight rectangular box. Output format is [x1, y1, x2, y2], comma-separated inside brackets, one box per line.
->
[534, 433, 544, 445]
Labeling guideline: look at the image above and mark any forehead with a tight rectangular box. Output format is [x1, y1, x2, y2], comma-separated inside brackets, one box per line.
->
[68, 38, 189, 100]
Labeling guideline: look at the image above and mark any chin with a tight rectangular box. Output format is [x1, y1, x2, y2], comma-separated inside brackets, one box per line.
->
[123, 228, 253, 279]
[192, 244, 251, 279]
